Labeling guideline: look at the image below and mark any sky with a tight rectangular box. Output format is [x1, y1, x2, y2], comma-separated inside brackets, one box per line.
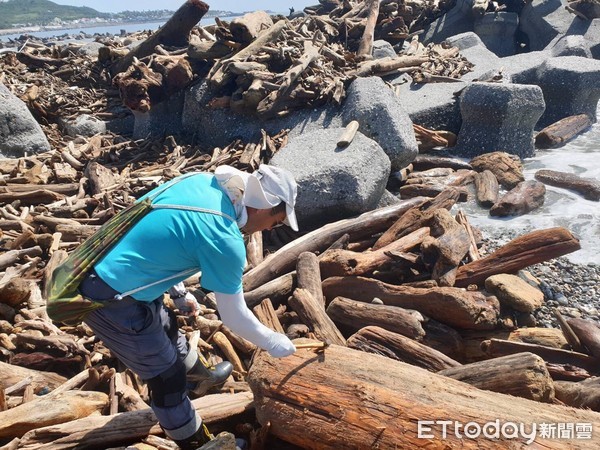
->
[53, 1, 316, 14]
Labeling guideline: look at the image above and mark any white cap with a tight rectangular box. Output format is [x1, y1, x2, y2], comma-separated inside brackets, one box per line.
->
[214, 164, 299, 231]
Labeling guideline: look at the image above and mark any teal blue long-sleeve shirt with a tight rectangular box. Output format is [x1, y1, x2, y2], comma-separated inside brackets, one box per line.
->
[94, 173, 246, 301]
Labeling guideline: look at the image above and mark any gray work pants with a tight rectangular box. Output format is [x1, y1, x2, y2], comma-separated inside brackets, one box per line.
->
[80, 271, 200, 440]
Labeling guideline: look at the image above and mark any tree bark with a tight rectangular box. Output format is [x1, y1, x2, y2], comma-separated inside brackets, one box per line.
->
[326, 296, 426, 339]
[0, 361, 66, 393]
[288, 289, 346, 346]
[535, 114, 592, 149]
[319, 227, 429, 278]
[243, 198, 425, 291]
[438, 352, 555, 402]
[253, 299, 285, 334]
[481, 338, 599, 375]
[454, 227, 581, 288]
[296, 252, 324, 307]
[16, 392, 253, 449]
[347, 326, 460, 371]
[566, 318, 600, 359]
[248, 341, 600, 449]
[244, 272, 296, 308]
[554, 377, 600, 411]
[474, 170, 499, 208]
[322, 276, 499, 330]
[535, 169, 600, 201]
[357, 0, 381, 57]
[372, 189, 460, 250]
[110, 0, 210, 76]
[0, 391, 107, 438]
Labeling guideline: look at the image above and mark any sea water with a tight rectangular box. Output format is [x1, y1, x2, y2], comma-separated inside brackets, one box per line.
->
[461, 102, 600, 265]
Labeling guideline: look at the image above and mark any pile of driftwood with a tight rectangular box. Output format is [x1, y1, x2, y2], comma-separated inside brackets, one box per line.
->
[395, 150, 600, 210]
[104, 0, 473, 118]
[2, 128, 600, 447]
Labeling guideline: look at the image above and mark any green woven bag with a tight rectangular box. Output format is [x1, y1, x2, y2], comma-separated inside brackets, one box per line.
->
[46, 198, 152, 325]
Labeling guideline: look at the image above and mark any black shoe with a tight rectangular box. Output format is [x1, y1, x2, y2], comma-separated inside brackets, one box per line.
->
[174, 423, 214, 450]
[187, 358, 233, 396]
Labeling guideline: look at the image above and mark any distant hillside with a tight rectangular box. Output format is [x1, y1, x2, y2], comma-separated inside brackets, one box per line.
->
[0, 0, 109, 29]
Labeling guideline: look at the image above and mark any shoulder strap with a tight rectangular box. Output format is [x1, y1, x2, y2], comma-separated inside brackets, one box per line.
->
[150, 204, 236, 224]
[115, 176, 238, 300]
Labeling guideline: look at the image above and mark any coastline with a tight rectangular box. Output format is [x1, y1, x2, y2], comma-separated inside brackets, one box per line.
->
[0, 19, 169, 38]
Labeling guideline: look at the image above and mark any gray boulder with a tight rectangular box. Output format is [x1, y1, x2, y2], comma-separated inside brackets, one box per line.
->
[394, 81, 467, 134]
[548, 35, 593, 58]
[270, 128, 391, 229]
[133, 91, 186, 139]
[586, 19, 600, 59]
[501, 51, 550, 84]
[62, 114, 106, 137]
[455, 82, 545, 158]
[519, 0, 588, 51]
[372, 40, 396, 59]
[0, 83, 51, 157]
[535, 56, 600, 128]
[444, 33, 502, 81]
[473, 12, 519, 57]
[342, 77, 418, 171]
[181, 80, 342, 146]
[423, 0, 476, 44]
[77, 42, 105, 57]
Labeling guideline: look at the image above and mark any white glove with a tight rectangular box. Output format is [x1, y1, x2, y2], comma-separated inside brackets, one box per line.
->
[215, 291, 296, 358]
[172, 292, 200, 316]
[265, 332, 296, 358]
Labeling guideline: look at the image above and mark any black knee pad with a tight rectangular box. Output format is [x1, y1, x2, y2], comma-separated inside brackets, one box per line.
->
[146, 358, 187, 408]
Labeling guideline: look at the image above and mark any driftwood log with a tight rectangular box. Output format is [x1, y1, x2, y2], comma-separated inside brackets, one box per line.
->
[288, 289, 346, 346]
[438, 352, 555, 402]
[490, 180, 546, 217]
[535, 169, 600, 201]
[481, 338, 600, 375]
[248, 342, 600, 449]
[0, 361, 66, 393]
[110, 0, 210, 75]
[554, 377, 600, 411]
[326, 296, 426, 340]
[454, 227, 581, 287]
[15, 392, 253, 449]
[0, 391, 108, 439]
[535, 114, 593, 149]
[347, 326, 460, 371]
[322, 276, 499, 330]
[319, 227, 430, 278]
[473, 170, 499, 207]
[243, 198, 425, 291]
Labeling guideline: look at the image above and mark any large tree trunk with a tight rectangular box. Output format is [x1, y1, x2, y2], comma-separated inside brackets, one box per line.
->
[110, 0, 210, 76]
[243, 198, 425, 291]
[322, 276, 499, 330]
[438, 352, 555, 402]
[16, 392, 253, 449]
[248, 342, 600, 449]
[454, 227, 581, 287]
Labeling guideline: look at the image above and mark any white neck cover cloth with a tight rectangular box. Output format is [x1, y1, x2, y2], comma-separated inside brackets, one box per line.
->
[214, 165, 298, 231]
